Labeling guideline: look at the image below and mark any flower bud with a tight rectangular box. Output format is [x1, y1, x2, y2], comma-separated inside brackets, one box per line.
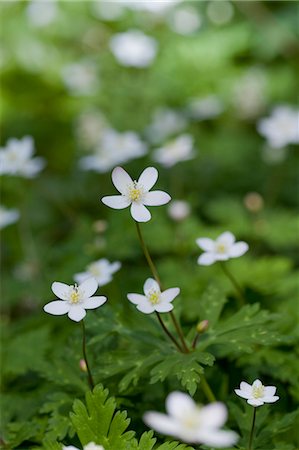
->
[79, 359, 87, 372]
[196, 319, 209, 334]
[243, 192, 264, 213]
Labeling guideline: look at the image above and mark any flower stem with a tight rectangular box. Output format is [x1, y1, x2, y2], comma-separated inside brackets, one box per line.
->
[248, 407, 257, 450]
[192, 332, 200, 350]
[169, 310, 189, 353]
[219, 262, 245, 307]
[81, 320, 94, 389]
[201, 375, 216, 402]
[155, 312, 184, 352]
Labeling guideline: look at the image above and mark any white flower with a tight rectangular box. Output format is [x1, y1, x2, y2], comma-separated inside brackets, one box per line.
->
[153, 134, 195, 168]
[0, 136, 45, 178]
[109, 30, 158, 68]
[63, 443, 105, 450]
[168, 6, 202, 36]
[144, 391, 238, 447]
[43, 278, 107, 322]
[207, 1, 234, 25]
[79, 129, 147, 173]
[187, 96, 224, 120]
[26, 0, 58, 27]
[74, 258, 121, 286]
[101, 166, 171, 222]
[145, 108, 187, 144]
[127, 278, 179, 314]
[168, 200, 190, 221]
[235, 379, 279, 407]
[62, 61, 99, 96]
[257, 105, 299, 148]
[0, 205, 20, 229]
[196, 231, 248, 266]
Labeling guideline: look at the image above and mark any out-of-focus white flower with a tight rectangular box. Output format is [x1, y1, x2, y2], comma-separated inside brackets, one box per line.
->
[43, 278, 107, 322]
[26, 0, 58, 27]
[0, 136, 45, 178]
[187, 96, 224, 120]
[126, 0, 181, 15]
[0, 206, 20, 229]
[91, 1, 125, 21]
[62, 61, 99, 96]
[110, 30, 158, 68]
[257, 105, 299, 148]
[153, 134, 195, 167]
[207, 1, 234, 25]
[128, 278, 180, 314]
[145, 108, 187, 144]
[63, 444, 105, 450]
[79, 129, 147, 173]
[144, 391, 238, 447]
[101, 166, 171, 222]
[196, 231, 248, 266]
[169, 6, 202, 35]
[235, 379, 279, 407]
[233, 68, 266, 119]
[74, 258, 121, 287]
[76, 110, 109, 150]
[168, 200, 191, 221]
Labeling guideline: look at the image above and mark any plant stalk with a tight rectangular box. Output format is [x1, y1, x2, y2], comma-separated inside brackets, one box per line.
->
[220, 262, 245, 307]
[248, 407, 257, 450]
[81, 320, 95, 389]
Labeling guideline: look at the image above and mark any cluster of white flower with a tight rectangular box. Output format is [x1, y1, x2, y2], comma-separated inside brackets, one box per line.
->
[79, 128, 147, 173]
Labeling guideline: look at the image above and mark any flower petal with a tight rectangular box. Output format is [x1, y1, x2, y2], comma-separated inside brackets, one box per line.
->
[217, 231, 235, 246]
[200, 402, 227, 428]
[112, 166, 133, 194]
[74, 272, 89, 285]
[235, 388, 252, 400]
[143, 191, 171, 206]
[101, 195, 130, 209]
[247, 398, 264, 407]
[144, 278, 160, 295]
[229, 242, 249, 257]
[166, 391, 196, 420]
[79, 277, 98, 298]
[143, 412, 178, 437]
[240, 381, 252, 394]
[127, 293, 147, 305]
[196, 429, 238, 448]
[264, 386, 276, 397]
[138, 167, 158, 191]
[263, 396, 279, 403]
[83, 296, 107, 309]
[161, 287, 180, 303]
[252, 379, 263, 389]
[197, 252, 217, 266]
[44, 300, 70, 316]
[130, 202, 151, 222]
[51, 282, 70, 300]
[155, 302, 173, 313]
[196, 238, 215, 252]
[136, 300, 155, 314]
[68, 305, 86, 322]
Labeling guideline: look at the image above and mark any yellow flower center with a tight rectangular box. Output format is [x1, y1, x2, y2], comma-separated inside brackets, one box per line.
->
[148, 291, 160, 305]
[217, 243, 227, 253]
[252, 384, 264, 399]
[128, 181, 143, 202]
[69, 285, 81, 304]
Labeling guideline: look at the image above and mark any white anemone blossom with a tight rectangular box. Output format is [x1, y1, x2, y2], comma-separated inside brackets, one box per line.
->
[144, 391, 238, 447]
[153, 134, 195, 167]
[235, 379, 279, 407]
[0, 136, 45, 178]
[79, 129, 147, 173]
[196, 231, 248, 266]
[101, 166, 171, 222]
[0, 206, 20, 229]
[63, 443, 105, 450]
[43, 278, 107, 322]
[257, 105, 299, 148]
[127, 278, 180, 314]
[74, 258, 121, 287]
[109, 30, 158, 68]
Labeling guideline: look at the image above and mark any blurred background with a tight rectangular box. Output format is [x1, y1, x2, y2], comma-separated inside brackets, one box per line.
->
[0, 0, 298, 446]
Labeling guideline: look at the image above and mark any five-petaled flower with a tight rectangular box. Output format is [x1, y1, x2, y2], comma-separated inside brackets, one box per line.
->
[143, 391, 238, 447]
[74, 258, 121, 287]
[43, 278, 107, 322]
[127, 278, 180, 314]
[235, 379, 279, 407]
[101, 166, 171, 222]
[196, 231, 248, 266]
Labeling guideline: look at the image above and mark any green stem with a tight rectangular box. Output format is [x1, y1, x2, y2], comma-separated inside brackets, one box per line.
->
[192, 332, 200, 350]
[169, 310, 189, 353]
[81, 320, 94, 389]
[248, 407, 257, 450]
[155, 312, 184, 352]
[220, 262, 245, 307]
[201, 375, 216, 403]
